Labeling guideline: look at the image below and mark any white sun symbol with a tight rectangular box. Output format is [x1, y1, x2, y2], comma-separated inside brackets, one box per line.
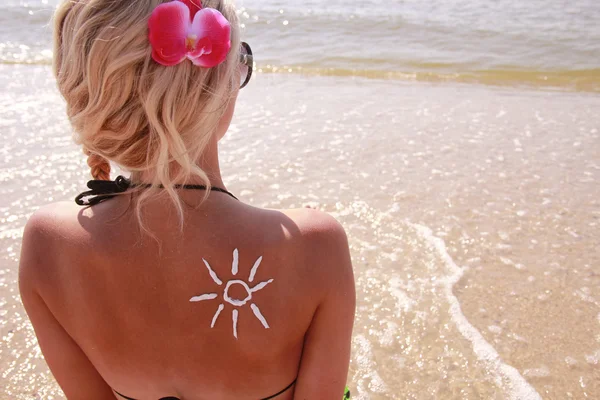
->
[189, 249, 274, 339]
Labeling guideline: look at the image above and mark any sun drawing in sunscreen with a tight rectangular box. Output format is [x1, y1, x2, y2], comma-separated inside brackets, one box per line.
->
[190, 249, 273, 339]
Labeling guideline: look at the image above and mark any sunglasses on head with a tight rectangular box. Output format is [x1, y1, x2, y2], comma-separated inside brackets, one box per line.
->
[239, 41, 253, 89]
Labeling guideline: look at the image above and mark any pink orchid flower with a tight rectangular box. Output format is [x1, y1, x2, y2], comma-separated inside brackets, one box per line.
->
[148, 0, 231, 68]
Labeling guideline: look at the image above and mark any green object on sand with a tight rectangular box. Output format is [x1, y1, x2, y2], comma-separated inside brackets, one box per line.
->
[344, 386, 351, 399]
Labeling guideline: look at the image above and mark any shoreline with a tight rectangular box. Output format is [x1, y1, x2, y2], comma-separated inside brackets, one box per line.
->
[2, 62, 600, 94]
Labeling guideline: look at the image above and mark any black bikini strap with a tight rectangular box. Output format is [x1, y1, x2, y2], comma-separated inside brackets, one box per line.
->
[113, 390, 180, 400]
[260, 379, 297, 400]
[75, 176, 132, 206]
[75, 175, 238, 206]
[113, 389, 137, 400]
[113, 379, 296, 400]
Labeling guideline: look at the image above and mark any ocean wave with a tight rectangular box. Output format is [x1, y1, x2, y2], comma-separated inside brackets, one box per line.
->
[410, 223, 542, 400]
[257, 65, 600, 92]
[2, 57, 599, 92]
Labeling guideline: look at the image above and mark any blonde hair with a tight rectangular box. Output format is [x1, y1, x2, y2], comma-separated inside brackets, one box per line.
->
[53, 0, 241, 237]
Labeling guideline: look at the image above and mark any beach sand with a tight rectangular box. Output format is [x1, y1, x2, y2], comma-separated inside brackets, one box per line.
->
[1, 65, 599, 399]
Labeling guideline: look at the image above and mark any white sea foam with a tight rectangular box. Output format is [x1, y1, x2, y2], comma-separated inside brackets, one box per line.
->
[378, 321, 399, 347]
[488, 325, 503, 335]
[352, 335, 389, 399]
[388, 276, 416, 314]
[584, 350, 600, 365]
[410, 223, 542, 400]
[523, 366, 550, 378]
[565, 356, 578, 367]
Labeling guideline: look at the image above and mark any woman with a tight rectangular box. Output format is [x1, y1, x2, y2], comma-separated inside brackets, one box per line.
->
[18, 0, 355, 399]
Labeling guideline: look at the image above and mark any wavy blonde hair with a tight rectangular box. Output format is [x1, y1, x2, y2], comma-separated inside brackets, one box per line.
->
[53, 0, 241, 237]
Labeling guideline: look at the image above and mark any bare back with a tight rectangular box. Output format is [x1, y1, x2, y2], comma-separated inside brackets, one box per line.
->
[19, 193, 355, 399]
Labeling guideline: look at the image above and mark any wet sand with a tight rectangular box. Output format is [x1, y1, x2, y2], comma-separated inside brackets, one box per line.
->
[0, 65, 599, 399]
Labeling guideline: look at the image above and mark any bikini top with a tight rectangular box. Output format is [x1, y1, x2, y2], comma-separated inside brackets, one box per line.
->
[113, 379, 297, 400]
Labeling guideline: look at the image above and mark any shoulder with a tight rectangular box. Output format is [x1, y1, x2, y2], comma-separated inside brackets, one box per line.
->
[22, 201, 81, 242]
[281, 208, 353, 287]
[19, 201, 81, 287]
[282, 208, 348, 241]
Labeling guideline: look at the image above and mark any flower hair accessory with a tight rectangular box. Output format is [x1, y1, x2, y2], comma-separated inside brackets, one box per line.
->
[148, 0, 231, 67]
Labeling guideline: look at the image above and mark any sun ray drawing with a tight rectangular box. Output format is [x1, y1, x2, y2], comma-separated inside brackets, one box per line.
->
[190, 249, 274, 339]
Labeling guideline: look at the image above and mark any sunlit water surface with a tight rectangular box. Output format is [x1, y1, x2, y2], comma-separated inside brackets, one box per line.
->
[1, 0, 600, 90]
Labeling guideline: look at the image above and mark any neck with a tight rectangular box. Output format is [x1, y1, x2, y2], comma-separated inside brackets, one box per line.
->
[133, 137, 226, 190]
